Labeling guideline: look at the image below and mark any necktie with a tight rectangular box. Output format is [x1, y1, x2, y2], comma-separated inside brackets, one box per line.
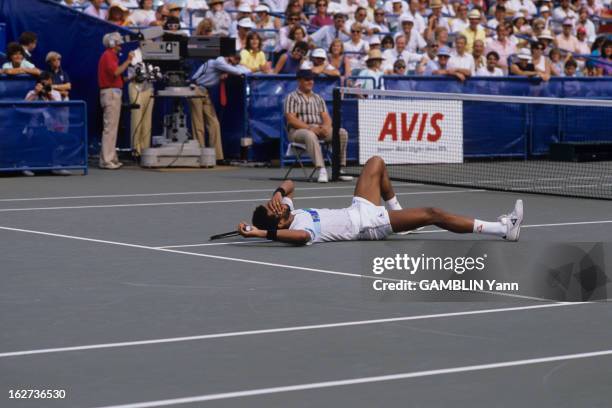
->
[220, 79, 227, 107]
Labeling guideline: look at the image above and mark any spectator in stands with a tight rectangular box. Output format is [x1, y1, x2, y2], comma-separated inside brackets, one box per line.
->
[511, 15, 529, 43]
[530, 18, 546, 43]
[274, 41, 308, 73]
[235, 18, 256, 50]
[310, 48, 340, 76]
[553, 0, 576, 30]
[486, 5, 506, 33]
[327, 38, 351, 77]
[450, 3, 469, 34]
[275, 13, 304, 56]
[356, 49, 385, 89]
[190, 52, 250, 163]
[167, 3, 183, 20]
[206, 0, 231, 36]
[472, 39, 486, 71]
[431, 46, 467, 80]
[286, 0, 309, 24]
[510, 48, 540, 78]
[575, 27, 591, 56]
[311, 12, 350, 51]
[131, 0, 157, 27]
[85, 0, 108, 20]
[18, 32, 38, 64]
[343, 23, 369, 73]
[164, 16, 186, 35]
[392, 59, 407, 75]
[596, 40, 612, 76]
[548, 48, 565, 76]
[240, 32, 271, 73]
[461, 9, 485, 53]
[530, 42, 551, 81]
[416, 40, 439, 75]
[576, 9, 596, 46]
[563, 58, 579, 77]
[382, 34, 423, 73]
[107, 3, 132, 26]
[556, 19, 579, 55]
[384, 0, 406, 32]
[229, 4, 255, 37]
[434, 26, 449, 49]
[368, 36, 381, 51]
[404, 0, 426, 35]
[45, 52, 71, 100]
[284, 66, 350, 183]
[195, 18, 215, 36]
[584, 0, 603, 17]
[25, 71, 61, 101]
[506, 0, 536, 18]
[424, 0, 448, 41]
[347, 7, 375, 38]
[381, 35, 394, 51]
[448, 35, 475, 77]
[1, 43, 41, 76]
[151, 4, 169, 27]
[254, 5, 280, 48]
[311, 0, 333, 28]
[486, 24, 516, 73]
[539, 5, 552, 30]
[98, 32, 134, 169]
[476, 51, 504, 76]
[538, 29, 554, 54]
[396, 15, 426, 53]
[584, 59, 603, 77]
[371, 8, 389, 35]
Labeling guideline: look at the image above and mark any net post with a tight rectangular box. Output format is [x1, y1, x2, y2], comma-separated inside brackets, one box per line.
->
[331, 87, 341, 182]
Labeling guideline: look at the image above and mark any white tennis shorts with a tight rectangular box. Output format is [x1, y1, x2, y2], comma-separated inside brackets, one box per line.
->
[350, 196, 393, 240]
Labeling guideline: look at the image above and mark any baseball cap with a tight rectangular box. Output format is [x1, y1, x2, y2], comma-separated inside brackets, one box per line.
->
[577, 26, 587, 34]
[238, 4, 252, 13]
[562, 18, 574, 26]
[297, 61, 314, 79]
[467, 9, 481, 19]
[237, 18, 255, 29]
[254, 4, 269, 12]
[400, 14, 415, 24]
[437, 46, 451, 56]
[369, 36, 381, 46]
[311, 48, 327, 59]
[517, 48, 531, 60]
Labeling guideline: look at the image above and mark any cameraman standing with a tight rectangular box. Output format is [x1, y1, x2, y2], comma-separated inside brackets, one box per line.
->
[25, 71, 62, 101]
[128, 47, 154, 158]
[98, 32, 134, 170]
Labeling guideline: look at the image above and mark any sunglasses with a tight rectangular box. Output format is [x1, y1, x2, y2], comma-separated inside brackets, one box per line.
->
[351, 30, 361, 33]
[375, 12, 385, 15]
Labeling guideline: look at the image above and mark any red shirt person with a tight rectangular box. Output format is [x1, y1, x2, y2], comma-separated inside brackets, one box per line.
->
[97, 32, 133, 169]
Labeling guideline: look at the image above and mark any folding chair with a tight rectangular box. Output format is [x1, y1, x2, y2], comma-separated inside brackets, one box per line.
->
[283, 140, 333, 181]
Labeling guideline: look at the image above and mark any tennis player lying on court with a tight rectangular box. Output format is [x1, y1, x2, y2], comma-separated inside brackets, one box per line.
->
[237, 156, 523, 245]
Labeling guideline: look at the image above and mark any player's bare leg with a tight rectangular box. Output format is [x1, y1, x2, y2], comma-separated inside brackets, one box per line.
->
[388, 207, 474, 233]
[353, 156, 401, 209]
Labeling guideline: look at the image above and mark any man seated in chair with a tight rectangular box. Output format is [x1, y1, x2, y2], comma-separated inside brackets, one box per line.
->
[283, 63, 352, 183]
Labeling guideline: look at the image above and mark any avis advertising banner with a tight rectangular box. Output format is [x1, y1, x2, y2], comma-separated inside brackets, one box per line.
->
[358, 99, 463, 165]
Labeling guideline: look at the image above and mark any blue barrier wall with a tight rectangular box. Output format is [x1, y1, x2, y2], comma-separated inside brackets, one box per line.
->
[383, 76, 612, 98]
[0, 0, 134, 152]
[0, 101, 88, 172]
[0, 75, 36, 99]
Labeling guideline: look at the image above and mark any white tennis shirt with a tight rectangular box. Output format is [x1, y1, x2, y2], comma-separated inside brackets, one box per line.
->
[283, 197, 359, 243]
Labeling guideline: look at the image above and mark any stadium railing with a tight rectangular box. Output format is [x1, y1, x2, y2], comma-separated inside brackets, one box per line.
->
[0, 100, 88, 174]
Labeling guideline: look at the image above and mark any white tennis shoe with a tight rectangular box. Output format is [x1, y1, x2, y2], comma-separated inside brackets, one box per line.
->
[499, 199, 523, 241]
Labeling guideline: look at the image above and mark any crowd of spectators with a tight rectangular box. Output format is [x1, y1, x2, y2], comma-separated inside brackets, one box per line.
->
[55, 0, 612, 81]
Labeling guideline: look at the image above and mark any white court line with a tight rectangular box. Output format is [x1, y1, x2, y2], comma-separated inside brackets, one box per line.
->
[94, 348, 612, 408]
[410, 220, 612, 235]
[0, 190, 484, 212]
[157, 240, 273, 248]
[0, 225, 554, 304]
[0, 184, 423, 203]
[0, 303, 582, 359]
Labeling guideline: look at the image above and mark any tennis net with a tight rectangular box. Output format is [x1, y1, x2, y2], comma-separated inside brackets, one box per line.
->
[331, 87, 612, 200]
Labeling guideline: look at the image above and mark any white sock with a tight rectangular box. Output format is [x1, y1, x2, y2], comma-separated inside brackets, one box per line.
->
[473, 219, 507, 237]
[319, 167, 327, 175]
[385, 196, 402, 211]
